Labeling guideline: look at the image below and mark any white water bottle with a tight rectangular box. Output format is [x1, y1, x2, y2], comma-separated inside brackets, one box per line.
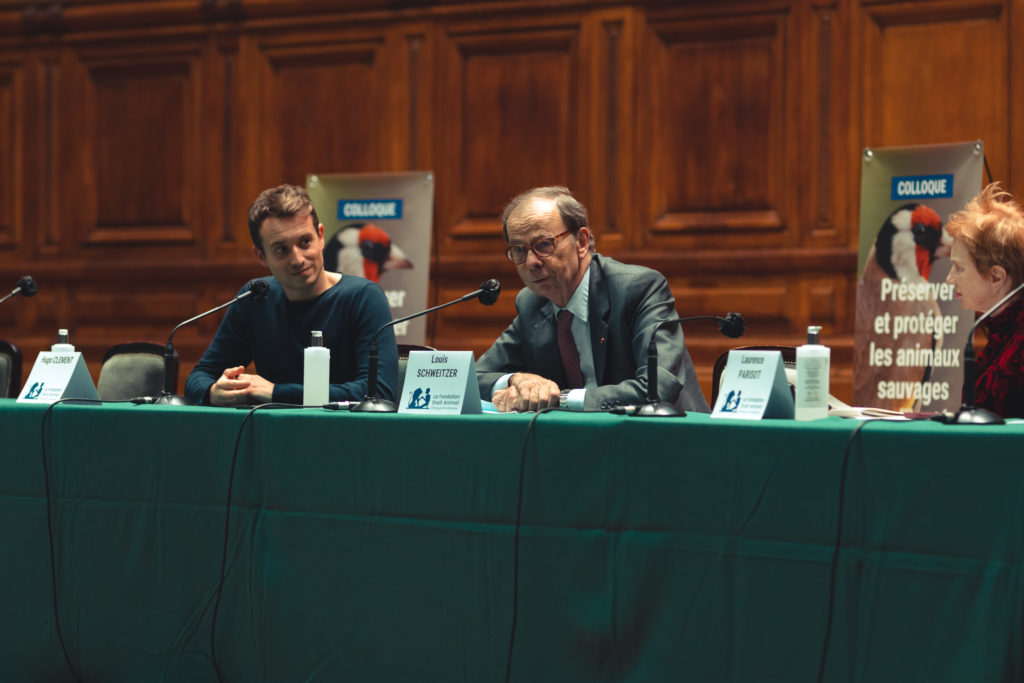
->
[51, 328, 75, 353]
[303, 330, 330, 406]
[795, 325, 830, 421]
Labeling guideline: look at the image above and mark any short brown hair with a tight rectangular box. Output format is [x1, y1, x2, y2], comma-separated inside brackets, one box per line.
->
[946, 182, 1024, 286]
[248, 184, 320, 251]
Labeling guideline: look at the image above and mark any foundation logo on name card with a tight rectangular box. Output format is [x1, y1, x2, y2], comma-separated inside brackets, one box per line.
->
[720, 390, 742, 412]
[405, 387, 432, 410]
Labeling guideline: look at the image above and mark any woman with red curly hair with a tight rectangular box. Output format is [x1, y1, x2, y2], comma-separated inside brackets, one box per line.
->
[945, 182, 1024, 417]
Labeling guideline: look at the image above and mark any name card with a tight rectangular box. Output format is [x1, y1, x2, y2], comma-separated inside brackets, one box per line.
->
[711, 350, 794, 420]
[17, 351, 100, 404]
[398, 351, 481, 415]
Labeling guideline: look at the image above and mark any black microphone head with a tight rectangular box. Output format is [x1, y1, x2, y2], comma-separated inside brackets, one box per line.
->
[720, 312, 745, 338]
[17, 275, 37, 297]
[478, 279, 501, 306]
[248, 279, 270, 299]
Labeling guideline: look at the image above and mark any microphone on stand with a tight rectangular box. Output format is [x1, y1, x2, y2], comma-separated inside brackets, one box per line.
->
[140, 279, 271, 405]
[946, 280, 1024, 425]
[351, 279, 501, 413]
[634, 313, 746, 417]
[0, 275, 38, 305]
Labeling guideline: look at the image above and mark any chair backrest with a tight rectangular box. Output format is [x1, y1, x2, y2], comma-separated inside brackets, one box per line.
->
[396, 343, 436, 395]
[711, 345, 797, 406]
[97, 342, 176, 401]
[0, 339, 23, 398]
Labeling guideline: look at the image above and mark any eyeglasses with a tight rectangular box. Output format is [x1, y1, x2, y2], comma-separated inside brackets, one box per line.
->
[505, 230, 572, 264]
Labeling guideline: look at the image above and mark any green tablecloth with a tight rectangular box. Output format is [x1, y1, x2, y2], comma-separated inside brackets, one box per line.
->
[1, 399, 1021, 682]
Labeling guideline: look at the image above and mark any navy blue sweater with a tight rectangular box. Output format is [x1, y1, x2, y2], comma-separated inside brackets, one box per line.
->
[185, 275, 398, 405]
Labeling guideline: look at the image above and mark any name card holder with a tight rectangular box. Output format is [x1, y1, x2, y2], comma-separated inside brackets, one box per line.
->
[398, 351, 482, 415]
[18, 351, 100, 404]
[711, 350, 794, 420]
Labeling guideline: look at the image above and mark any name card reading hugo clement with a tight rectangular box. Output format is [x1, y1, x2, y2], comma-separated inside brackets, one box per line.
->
[17, 350, 100, 404]
[711, 350, 794, 420]
[398, 351, 482, 415]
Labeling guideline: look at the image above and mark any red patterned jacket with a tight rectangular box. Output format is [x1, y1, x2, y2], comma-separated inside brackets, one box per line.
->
[975, 295, 1024, 418]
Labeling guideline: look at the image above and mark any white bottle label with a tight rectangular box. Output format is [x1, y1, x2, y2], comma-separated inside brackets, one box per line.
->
[795, 346, 830, 421]
[303, 346, 330, 406]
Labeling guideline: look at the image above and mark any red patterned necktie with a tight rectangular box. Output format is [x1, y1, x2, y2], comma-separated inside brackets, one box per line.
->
[557, 309, 584, 389]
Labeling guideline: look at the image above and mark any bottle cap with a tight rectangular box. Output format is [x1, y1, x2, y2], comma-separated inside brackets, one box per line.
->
[311, 330, 323, 346]
[58, 328, 69, 343]
[807, 325, 822, 344]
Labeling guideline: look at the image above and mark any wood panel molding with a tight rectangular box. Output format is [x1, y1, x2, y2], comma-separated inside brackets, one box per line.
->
[87, 59, 193, 235]
[859, 0, 1007, 159]
[0, 62, 22, 249]
[200, 0, 245, 22]
[22, 2, 63, 36]
[251, 29, 394, 186]
[652, 209, 783, 234]
[811, 3, 837, 238]
[637, 9, 791, 247]
[436, 16, 582, 248]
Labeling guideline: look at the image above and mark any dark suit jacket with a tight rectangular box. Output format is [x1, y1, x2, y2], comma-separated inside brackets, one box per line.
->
[476, 254, 710, 412]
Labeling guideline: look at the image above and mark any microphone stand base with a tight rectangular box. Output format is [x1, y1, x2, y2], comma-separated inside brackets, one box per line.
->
[154, 393, 190, 406]
[952, 405, 1005, 425]
[634, 401, 685, 417]
[351, 397, 398, 413]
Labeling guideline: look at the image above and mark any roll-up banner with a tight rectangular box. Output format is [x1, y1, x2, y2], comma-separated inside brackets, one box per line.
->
[307, 172, 434, 344]
[854, 141, 983, 412]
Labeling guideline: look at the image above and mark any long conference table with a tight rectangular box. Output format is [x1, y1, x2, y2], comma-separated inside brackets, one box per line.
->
[2, 399, 1022, 682]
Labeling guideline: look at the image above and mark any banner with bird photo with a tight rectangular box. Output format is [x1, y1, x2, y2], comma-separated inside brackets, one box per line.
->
[307, 172, 433, 344]
[854, 141, 983, 412]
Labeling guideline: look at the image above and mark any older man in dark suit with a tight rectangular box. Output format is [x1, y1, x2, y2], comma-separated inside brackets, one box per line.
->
[476, 186, 709, 413]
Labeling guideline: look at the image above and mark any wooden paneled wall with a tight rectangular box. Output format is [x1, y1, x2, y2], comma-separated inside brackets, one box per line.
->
[0, 0, 1020, 403]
